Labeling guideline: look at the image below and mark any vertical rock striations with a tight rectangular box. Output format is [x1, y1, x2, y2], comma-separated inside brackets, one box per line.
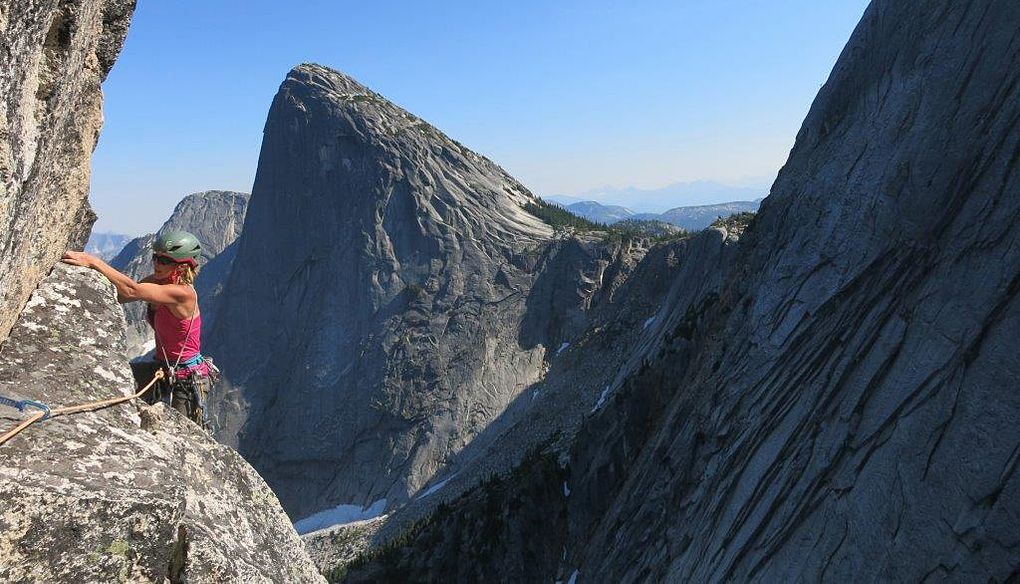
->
[0, 0, 135, 344]
[208, 63, 559, 518]
[571, 1, 1020, 580]
[338, 0, 1020, 581]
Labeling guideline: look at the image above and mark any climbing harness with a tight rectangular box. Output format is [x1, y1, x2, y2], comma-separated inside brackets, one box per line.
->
[0, 370, 164, 447]
[141, 369, 210, 429]
[149, 297, 215, 428]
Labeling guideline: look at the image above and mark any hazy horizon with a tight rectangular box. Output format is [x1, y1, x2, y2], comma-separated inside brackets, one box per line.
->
[90, 176, 773, 237]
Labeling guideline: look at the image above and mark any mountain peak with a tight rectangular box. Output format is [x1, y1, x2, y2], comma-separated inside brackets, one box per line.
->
[209, 62, 559, 517]
[263, 62, 552, 243]
[287, 62, 373, 97]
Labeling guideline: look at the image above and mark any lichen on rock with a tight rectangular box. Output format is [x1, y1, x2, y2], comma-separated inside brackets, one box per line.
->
[0, 264, 324, 582]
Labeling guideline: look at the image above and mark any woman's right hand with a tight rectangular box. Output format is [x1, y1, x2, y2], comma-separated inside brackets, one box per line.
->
[61, 250, 96, 269]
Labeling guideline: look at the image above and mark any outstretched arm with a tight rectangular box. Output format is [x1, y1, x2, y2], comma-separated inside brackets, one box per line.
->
[61, 251, 192, 306]
[117, 274, 158, 304]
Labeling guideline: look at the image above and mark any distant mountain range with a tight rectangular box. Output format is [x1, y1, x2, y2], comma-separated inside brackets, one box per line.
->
[84, 231, 133, 260]
[551, 198, 762, 231]
[564, 201, 635, 224]
[544, 179, 769, 213]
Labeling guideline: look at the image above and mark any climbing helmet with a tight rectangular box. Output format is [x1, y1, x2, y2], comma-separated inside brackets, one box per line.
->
[152, 230, 202, 266]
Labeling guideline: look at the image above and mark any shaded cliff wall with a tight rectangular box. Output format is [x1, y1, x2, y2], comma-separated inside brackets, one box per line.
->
[571, 1, 1020, 580]
[338, 1, 1020, 581]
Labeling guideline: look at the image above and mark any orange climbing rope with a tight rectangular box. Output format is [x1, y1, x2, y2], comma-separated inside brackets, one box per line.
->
[0, 370, 165, 447]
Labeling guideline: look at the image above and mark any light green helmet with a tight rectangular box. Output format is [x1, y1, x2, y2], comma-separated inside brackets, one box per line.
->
[153, 230, 202, 266]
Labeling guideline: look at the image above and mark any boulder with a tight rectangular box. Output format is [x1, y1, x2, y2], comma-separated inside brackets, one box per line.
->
[0, 264, 324, 582]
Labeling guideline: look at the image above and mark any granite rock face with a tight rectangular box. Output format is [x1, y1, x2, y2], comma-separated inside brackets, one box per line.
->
[0, 264, 324, 582]
[207, 64, 564, 519]
[338, 0, 1020, 581]
[340, 225, 739, 581]
[108, 190, 249, 357]
[580, 2, 1020, 578]
[0, 3, 328, 580]
[0, 0, 134, 344]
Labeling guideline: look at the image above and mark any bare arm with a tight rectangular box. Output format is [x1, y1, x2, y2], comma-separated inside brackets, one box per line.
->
[118, 274, 158, 304]
[61, 251, 193, 306]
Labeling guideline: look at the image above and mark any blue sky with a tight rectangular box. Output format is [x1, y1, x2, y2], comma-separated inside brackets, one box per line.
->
[90, 0, 870, 234]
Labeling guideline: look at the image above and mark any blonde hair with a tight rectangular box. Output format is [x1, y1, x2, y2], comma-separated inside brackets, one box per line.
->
[176, 264, 199, 286]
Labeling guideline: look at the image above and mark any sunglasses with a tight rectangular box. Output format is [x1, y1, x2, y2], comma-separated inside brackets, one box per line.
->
[152, 255, 180, 266]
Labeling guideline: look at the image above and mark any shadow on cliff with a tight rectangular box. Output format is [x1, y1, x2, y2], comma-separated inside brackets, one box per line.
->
[338, 227, 739, 581]
[364, 233, 703, 538]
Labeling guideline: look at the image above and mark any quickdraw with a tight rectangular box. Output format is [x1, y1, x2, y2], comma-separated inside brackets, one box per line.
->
[0, 395, 51, 420]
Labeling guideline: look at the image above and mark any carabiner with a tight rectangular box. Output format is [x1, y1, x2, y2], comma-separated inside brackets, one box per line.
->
[20, 400, 51, 420]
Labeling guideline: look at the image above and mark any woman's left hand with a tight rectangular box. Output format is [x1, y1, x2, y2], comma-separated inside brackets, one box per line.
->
[61, 250, 96, 268]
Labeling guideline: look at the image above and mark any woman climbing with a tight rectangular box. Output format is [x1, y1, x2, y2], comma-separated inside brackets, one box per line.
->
[62, 231, 213, 426]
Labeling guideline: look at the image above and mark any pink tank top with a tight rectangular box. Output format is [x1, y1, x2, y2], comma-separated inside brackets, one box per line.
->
[150, 304, 202, 370]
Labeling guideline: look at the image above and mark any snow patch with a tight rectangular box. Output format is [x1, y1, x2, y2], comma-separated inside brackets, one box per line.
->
[592, 385, 612, 412]
[293, 499, 387, 535]
[418, 472, 459, 499]
[557, 342, 570, 355]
